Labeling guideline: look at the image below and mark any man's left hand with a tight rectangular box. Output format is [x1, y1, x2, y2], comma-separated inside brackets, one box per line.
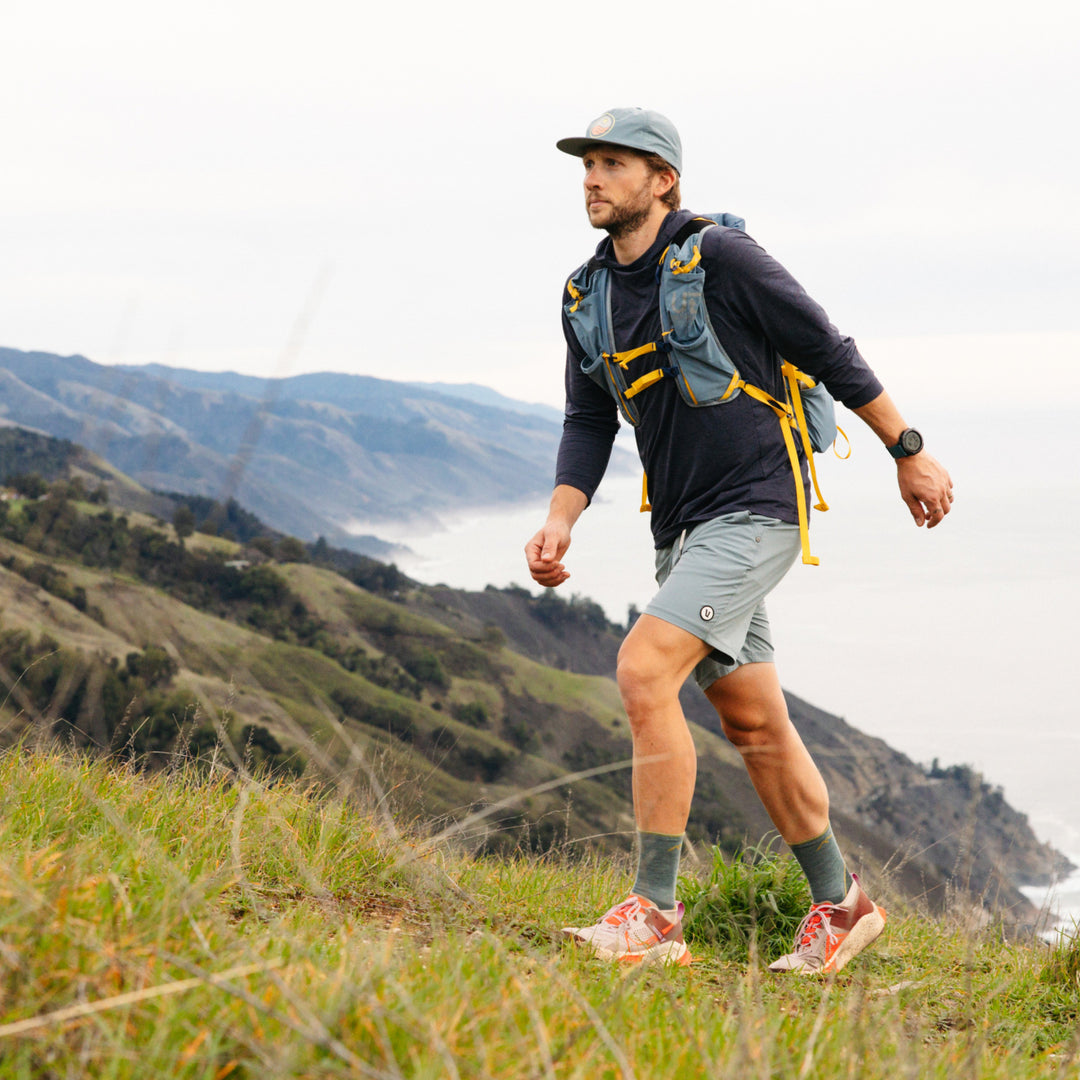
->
[897, 453, 954, 528]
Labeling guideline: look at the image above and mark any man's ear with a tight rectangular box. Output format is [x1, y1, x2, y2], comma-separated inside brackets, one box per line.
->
[653, 168, 676, 198]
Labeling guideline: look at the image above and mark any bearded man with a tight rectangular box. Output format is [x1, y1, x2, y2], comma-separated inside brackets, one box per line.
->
[525, 107, 953, 973]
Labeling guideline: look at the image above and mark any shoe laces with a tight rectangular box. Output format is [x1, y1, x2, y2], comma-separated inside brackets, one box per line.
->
[602, 897, 648, 926]
[795, 902, 839, 953]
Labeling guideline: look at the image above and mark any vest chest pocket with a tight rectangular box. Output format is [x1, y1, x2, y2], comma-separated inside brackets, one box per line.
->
[661, 259, 742, 408]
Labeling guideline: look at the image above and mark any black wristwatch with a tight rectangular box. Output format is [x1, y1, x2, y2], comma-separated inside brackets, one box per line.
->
[887, 428, 924, 459]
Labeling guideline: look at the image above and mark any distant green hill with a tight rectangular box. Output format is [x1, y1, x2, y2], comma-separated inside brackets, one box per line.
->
[0, 424, 174, 517]
[0, 447, 1067, 921]
[0, 425, 79, 480]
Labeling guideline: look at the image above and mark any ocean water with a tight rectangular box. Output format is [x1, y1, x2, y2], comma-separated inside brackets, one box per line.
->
[348, 408, 1080, 923]
[1022, 872, 1080, 941]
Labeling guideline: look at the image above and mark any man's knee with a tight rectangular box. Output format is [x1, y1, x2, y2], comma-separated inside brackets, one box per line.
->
[616, 616, 708, 725]
[705, 664, 791, 748]
[616, 638, 670, 721]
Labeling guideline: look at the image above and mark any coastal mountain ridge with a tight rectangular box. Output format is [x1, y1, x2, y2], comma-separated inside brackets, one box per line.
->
[0, 347, 588, 554]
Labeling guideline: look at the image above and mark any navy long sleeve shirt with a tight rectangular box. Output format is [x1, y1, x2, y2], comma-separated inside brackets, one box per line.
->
[555, 209, 884, 549]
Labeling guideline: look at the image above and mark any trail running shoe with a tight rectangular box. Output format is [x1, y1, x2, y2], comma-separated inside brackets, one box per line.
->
[768, 875, 887, 975]
[562, 894, 692, 966]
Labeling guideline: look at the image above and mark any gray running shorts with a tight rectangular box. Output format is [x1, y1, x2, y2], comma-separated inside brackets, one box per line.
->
[644, 511, 801, 691]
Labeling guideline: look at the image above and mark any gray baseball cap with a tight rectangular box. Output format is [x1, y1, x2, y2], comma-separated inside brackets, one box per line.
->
[556, 107, 682, 175]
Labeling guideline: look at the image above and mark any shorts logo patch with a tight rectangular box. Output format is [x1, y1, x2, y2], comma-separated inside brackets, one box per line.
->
[699, 605, 715, 622]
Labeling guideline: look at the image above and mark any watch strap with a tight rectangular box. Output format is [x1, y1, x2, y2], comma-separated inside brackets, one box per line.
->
[887, 428, 923, 458]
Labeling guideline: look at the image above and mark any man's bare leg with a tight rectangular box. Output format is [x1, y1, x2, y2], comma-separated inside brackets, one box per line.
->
[616, 614, 710, 834]
[704, 661, 828, 844]
[557, 613, 705, 963]
[707, 663, 886, 970]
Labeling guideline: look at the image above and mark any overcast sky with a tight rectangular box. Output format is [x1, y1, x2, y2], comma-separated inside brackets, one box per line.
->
[3, 0, 1078, 408]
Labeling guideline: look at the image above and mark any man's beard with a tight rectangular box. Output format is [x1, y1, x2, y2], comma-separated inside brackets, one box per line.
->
[589, 181, 653, 239]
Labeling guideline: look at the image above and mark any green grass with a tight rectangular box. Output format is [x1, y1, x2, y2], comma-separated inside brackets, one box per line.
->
[679, 838, 813, 964]
[0, 748, 1077, 1078]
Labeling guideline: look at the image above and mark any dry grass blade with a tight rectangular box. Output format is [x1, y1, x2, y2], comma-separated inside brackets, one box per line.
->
[294, 697, 401, 841]
[797, 973, 835, 1079]
[872, 978, 928, 998]
[264, 968, 375, 1076]
[158, 951, 394, 1079]
[410, 753, 670, 859]
[537, 953, 647, 1080]
[219, 263, 332, 503]
[555, 972, 638, 1080]
[471, 929, 559, 1080]
[0, 959, 285, 1038]
[0, 651, 57, 734]
[378, 969, 466, 1080]
[513, 972, 557, 1080]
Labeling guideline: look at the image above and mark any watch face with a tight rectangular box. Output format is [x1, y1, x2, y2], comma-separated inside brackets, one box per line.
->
[900, 429, 923, 455]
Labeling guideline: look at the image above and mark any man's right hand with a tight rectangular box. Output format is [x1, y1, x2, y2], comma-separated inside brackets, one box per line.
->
[524, 519, 572, 587]
[525, 485, 589, 588]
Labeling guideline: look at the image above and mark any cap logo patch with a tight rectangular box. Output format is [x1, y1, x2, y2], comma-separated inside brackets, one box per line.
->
[589, 113, 615, 138]
[700, 605, 715, 622]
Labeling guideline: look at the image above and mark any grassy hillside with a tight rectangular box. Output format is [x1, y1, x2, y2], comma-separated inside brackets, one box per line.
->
[0, 425, 172, 518]
[0, 467, 1068, 922]
[0, 751, 1076, 1078]
[0, 480, 647, 855]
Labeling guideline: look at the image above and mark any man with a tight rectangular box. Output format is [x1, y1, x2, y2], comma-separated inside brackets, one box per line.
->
[524, 107, 953, 974]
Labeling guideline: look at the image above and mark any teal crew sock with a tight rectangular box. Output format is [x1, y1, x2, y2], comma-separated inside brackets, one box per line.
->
[789, 824, 851, 905]
[631, 830, 683, 910]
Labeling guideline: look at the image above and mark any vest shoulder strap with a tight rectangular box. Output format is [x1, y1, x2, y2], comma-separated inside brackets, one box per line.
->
[572, 212, 744, 295]
[669, 212, 747, 251]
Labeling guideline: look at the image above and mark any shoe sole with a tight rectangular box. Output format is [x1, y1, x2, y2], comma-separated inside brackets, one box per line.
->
[615, 941, 692, 967]
[566, 934, 692, 967]
[823, 905, 887, 974]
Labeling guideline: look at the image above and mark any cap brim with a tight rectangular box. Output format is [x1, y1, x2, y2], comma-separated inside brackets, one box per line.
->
[555, 136, 679, 174]
[556, 136, 609, 157]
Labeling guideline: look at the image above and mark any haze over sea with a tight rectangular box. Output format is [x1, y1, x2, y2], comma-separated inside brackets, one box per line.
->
[351, 397, 1080, 927]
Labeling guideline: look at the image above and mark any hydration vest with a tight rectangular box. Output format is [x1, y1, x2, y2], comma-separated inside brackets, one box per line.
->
[563, 213, 848, 566]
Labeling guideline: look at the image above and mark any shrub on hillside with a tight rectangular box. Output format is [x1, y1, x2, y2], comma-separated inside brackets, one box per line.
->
[531, 589, 613, 633]
[0, 629, 305, 776]
[124, 645, 178, 689]
[396, 644, 450, 689]
[330, 688, 416, 742]
[334, 648, 422, 699]
[7, 472, 49, 499]
[451, 701, 489, 728]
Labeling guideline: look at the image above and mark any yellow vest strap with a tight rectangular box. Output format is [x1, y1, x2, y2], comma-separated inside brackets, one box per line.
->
[625, 368, 667, 400]
[720, 369, 742, 401]
[777, 414, 819, 566]
[735, 381, 790, 418]
[736, 379, 819, 565]
[566, 278, 584, 313]
[833, 425, 852, 460]
[605, 333, 672, 370]
[782, 363, 829, 513]
[640, 471, 651, 512]
[668, 245, 703, 276]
